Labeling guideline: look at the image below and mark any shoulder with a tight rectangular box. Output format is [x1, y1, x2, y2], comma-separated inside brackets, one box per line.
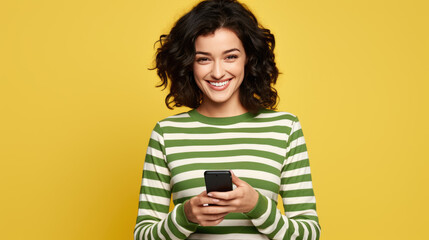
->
[154, 111, 194, 129]
[256, 109, 298, 122]
[148, 112, 193, 136]
[254, 109, 302, 134]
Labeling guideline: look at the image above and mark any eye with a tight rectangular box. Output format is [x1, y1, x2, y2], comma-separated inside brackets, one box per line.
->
[196, 57, 210, 63]
[225, 54, 238, 61]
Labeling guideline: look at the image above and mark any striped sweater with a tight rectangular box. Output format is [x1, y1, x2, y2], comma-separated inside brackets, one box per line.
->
[134, 109, 320, 240]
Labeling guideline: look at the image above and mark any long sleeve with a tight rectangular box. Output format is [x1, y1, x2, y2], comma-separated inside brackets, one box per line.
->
[134, 123, 198, 240]
[245, 116, 321, 239]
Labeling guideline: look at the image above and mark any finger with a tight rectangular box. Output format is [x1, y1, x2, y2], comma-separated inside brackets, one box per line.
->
[201, 205, 233, 215]
[201, 212, 229, 221]
[230, 170, 246, 187]
[195, 196, 221, 206]
[204, 198, 230, 206]
[211, 198, 239, 207]
[198, 190, 207, 196]
[208, 189, 237, 200]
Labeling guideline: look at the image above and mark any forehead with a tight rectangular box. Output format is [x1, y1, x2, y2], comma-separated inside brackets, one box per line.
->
[194, 28, 244, 52]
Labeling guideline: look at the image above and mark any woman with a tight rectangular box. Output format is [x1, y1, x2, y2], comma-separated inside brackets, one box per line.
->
[134, 0, 320, 239]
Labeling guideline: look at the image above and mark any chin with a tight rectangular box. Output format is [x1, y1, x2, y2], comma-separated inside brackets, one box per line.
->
[206, 95, 233, 104]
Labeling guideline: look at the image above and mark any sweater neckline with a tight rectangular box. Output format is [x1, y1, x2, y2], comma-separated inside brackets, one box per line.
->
[188, 109, 258, 125]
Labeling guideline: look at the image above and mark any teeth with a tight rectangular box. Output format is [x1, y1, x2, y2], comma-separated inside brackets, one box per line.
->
[209, 80, 229, 87]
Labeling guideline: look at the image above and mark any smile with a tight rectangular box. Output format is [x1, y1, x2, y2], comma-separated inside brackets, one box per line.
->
[208, 80, 229, 87]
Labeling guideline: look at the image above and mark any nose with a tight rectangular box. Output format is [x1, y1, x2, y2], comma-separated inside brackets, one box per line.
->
[210, 61, 225, 80]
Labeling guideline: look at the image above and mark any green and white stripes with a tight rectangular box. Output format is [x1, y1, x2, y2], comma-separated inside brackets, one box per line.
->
[134, 109, 320, 239]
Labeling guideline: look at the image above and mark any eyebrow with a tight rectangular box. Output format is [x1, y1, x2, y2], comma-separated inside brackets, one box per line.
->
[195, 48, 241, 55]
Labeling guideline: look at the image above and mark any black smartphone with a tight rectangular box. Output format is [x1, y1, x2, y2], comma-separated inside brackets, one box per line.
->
[204, 170, 233, 193]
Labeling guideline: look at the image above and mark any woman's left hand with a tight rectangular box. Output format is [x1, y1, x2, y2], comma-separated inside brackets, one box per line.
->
[207, 171, 259, 213]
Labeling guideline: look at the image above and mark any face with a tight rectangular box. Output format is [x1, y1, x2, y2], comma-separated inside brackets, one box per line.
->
[193, 28, 246, 108]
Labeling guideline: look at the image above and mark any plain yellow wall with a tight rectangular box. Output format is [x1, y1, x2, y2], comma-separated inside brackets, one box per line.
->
[1, 0, 428, 239]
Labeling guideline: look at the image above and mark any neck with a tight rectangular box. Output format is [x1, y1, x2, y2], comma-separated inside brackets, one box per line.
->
[197, 100, 247, 118]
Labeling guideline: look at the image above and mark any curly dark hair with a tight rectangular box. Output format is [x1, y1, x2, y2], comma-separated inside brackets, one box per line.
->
[154, 0, 279, 113]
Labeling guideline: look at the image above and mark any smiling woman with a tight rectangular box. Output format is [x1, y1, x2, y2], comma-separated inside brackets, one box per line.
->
[134, 0, 321, 239]
[154, 0, 278, 115]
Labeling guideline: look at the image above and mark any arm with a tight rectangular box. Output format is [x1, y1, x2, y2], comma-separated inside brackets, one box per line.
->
[134, 123, 198, 240]
[244, 116, 321, 239]
[195, 116, 321, 239]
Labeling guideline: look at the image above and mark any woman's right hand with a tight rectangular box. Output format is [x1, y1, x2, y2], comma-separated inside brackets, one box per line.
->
[184, 191, 229, 226]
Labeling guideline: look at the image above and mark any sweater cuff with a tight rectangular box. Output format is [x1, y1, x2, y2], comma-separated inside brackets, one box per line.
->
[175, 202, 198, 231]
[244, 191, 268, 219]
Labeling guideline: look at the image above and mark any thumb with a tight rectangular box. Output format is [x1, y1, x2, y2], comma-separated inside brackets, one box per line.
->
[230, 170, 245, 186]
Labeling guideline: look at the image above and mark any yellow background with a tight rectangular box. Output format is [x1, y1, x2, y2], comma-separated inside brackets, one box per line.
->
[1, 0, 428, 239]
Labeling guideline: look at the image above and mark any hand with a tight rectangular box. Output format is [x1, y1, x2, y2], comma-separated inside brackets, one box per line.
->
[207, 171, 259, 213]
[184, 191, 230, 226]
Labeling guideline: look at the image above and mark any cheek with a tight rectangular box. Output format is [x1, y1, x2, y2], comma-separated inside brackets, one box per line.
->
[232, 62, 246, 77]
[193, 64, 206, 81]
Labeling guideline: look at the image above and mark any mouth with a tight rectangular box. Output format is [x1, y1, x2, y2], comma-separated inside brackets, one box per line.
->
[207, 79, 230, 87]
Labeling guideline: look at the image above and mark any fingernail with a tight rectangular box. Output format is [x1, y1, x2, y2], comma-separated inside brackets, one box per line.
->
[213, 199, 219, 202]
[207, 193, 213, 197]
[203, 203, 209, 207]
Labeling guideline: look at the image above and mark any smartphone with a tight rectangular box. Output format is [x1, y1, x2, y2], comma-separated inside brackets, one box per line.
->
[204, 170, 233, 193]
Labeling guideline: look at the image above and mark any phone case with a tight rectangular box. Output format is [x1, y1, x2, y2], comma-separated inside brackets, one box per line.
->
[204, 170, 232, 193]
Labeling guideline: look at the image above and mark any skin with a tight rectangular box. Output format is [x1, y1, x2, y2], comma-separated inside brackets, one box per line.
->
[184, 28, 259, 226]
[184, 171, 259, 226]
[193, 27, 248, 118]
